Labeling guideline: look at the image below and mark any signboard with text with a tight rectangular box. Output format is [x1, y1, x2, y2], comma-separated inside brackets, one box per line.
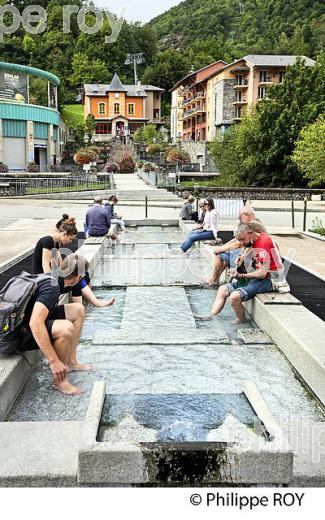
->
[0, 71, 28, 103]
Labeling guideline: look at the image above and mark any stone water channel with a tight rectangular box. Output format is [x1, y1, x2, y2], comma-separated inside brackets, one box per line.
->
[10, 224, 324, 445]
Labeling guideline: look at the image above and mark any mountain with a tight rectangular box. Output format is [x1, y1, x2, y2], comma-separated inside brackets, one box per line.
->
[149, 0, 325, 59]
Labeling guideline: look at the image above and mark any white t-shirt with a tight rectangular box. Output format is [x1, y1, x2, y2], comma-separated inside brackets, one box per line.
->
[203, 209, 219, 239]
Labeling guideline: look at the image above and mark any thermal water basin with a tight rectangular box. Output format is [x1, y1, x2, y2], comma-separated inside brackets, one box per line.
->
[78, 381, 292, 486]
[8, 224, 325, 486]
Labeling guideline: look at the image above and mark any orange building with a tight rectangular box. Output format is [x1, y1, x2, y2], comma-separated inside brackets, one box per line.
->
[83, 73, 164, 141]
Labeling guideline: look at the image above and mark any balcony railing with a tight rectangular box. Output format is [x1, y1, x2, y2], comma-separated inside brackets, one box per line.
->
[258, 76, 273, 84]
[182, 91, 206, 106]
[182, 105, 206, 119]
[233, 97, 248, 105]
[233, 79, 249, 89]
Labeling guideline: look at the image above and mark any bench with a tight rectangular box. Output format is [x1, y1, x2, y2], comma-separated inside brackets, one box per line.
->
[256, 293, 302, 305]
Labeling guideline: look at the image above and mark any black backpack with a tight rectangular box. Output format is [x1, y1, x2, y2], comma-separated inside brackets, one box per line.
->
[0, 272, 52, 355]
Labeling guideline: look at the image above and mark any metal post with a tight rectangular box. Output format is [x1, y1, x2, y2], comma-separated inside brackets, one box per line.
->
[303, 197, 308, 232]
[291, 199, 295, 228]
[145, 196, 148, 219]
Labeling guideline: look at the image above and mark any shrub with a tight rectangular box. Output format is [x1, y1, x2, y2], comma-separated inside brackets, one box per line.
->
[143, 162, 157, 173]
[27, 162, 39, 172]
[147, 143, 162, 155]
[309, 217, 325, 237]
[105, 162, 119, 173]
[119, 153, 136, 173]
[167, 147, 190, 165]
[73, 147, 97, 165]
[136, 160, 146, 169]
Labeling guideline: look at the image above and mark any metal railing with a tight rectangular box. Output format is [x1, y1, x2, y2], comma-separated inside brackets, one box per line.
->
[0, 176, 113, 197]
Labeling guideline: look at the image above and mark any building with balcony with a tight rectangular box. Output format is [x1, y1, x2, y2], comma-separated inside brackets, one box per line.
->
[83, 74, 164, 142]
[0, 62, 65, 172]
[171, 55, 315, 145]
[170, 60, 228, 143]
[208, 55, 315, 136]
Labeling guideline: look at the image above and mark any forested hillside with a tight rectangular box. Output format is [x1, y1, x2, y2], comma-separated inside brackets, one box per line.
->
[0, 0, 323, 108]
[150, 0, 325, 60]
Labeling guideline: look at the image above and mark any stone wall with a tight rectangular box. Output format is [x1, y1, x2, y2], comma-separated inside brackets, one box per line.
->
[177, 186, 325, 201]
[182, 141, 218, 173]
[214, 79, 236, 128]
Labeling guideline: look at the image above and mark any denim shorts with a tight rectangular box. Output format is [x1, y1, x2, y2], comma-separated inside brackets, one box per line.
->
[219, 248, 243, 268]
[226, 277, 274, 302]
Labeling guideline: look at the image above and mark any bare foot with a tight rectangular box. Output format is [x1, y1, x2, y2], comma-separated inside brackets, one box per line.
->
[53, 381, 84, 396]
[195, 315, 215, 321]
[204, 276, 219, 286]
[68, 363, 95, 373]
[230, 319, 250, 325]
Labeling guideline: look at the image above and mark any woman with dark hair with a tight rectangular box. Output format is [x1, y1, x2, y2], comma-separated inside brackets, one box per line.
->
[33, 215, 115, 309]
[33, 215, 78, 274]
[180, 198, 220, 253]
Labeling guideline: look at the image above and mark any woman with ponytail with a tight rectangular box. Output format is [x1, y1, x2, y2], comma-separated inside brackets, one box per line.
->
[33, 215, 115, 309]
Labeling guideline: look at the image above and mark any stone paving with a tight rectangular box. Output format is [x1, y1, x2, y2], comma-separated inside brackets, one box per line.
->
[10, 225, 324, 428]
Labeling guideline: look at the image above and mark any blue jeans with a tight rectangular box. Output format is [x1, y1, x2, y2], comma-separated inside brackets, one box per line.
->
[226, 277, 274, 302]
[181, 230, 215, 252]
[219, 248, 243, 268]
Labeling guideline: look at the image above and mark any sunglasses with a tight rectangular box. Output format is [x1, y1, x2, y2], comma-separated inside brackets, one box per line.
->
[204, 202, 210, 206]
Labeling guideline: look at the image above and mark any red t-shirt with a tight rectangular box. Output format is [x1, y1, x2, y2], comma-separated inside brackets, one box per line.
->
[252, 233, 283, 272]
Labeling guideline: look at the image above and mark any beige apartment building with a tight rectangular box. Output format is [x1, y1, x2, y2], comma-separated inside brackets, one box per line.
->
[172, 55, 315, 145]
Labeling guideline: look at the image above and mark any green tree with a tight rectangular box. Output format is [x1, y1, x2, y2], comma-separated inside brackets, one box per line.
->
[292, 114, 325, 187]
[210, 55, 325, 188]
[69, 53, 111, 88]
[141, 50, 190, 102]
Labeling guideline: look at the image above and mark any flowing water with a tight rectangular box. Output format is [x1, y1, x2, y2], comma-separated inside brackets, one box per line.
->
[10, 225, 324, 440]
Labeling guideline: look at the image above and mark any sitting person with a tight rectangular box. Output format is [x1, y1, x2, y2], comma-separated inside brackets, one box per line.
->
[205, 205, 266, 285]
[180, 195, 198, 222]
[19, 254, 92, 396]
[180, 198, 220, 253]
[198, 200, 206, 225]
[85, 196, 118, 240]
[105, 195, 126, 231]
[33, 215, 115, 309]
[198, 222, 284, 323]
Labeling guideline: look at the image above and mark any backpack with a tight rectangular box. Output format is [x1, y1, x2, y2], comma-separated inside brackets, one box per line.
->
[0, 272, 52, 355]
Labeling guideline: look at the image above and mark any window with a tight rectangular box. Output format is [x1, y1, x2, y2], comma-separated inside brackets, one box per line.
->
[235, 91, 243, 102]
[95, 123, 112, 134]
[279, 70, 286, 83]
[154, 109, 160, 119]
[98, 102, 106, 115]
[236, 74, 243, 86]
[259, 70, 271, 83]
[235, 106, 242, 119]
[258, 86, 267, 99]
[114, 103, 120, 115]
[128, 103, 135, 116]
[155, 93, 160, 100]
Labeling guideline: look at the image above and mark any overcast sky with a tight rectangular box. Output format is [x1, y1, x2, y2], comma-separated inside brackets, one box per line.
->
[96, 0, 183, 23]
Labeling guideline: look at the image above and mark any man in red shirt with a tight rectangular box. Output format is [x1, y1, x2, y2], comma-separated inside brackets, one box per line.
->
[200, 223, 284, 323]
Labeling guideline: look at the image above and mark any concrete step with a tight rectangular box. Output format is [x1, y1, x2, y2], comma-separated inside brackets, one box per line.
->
[0, 421, 80, 487]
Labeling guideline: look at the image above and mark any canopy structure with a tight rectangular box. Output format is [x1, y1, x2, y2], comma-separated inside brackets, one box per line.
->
[0, 62, 60, 86]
